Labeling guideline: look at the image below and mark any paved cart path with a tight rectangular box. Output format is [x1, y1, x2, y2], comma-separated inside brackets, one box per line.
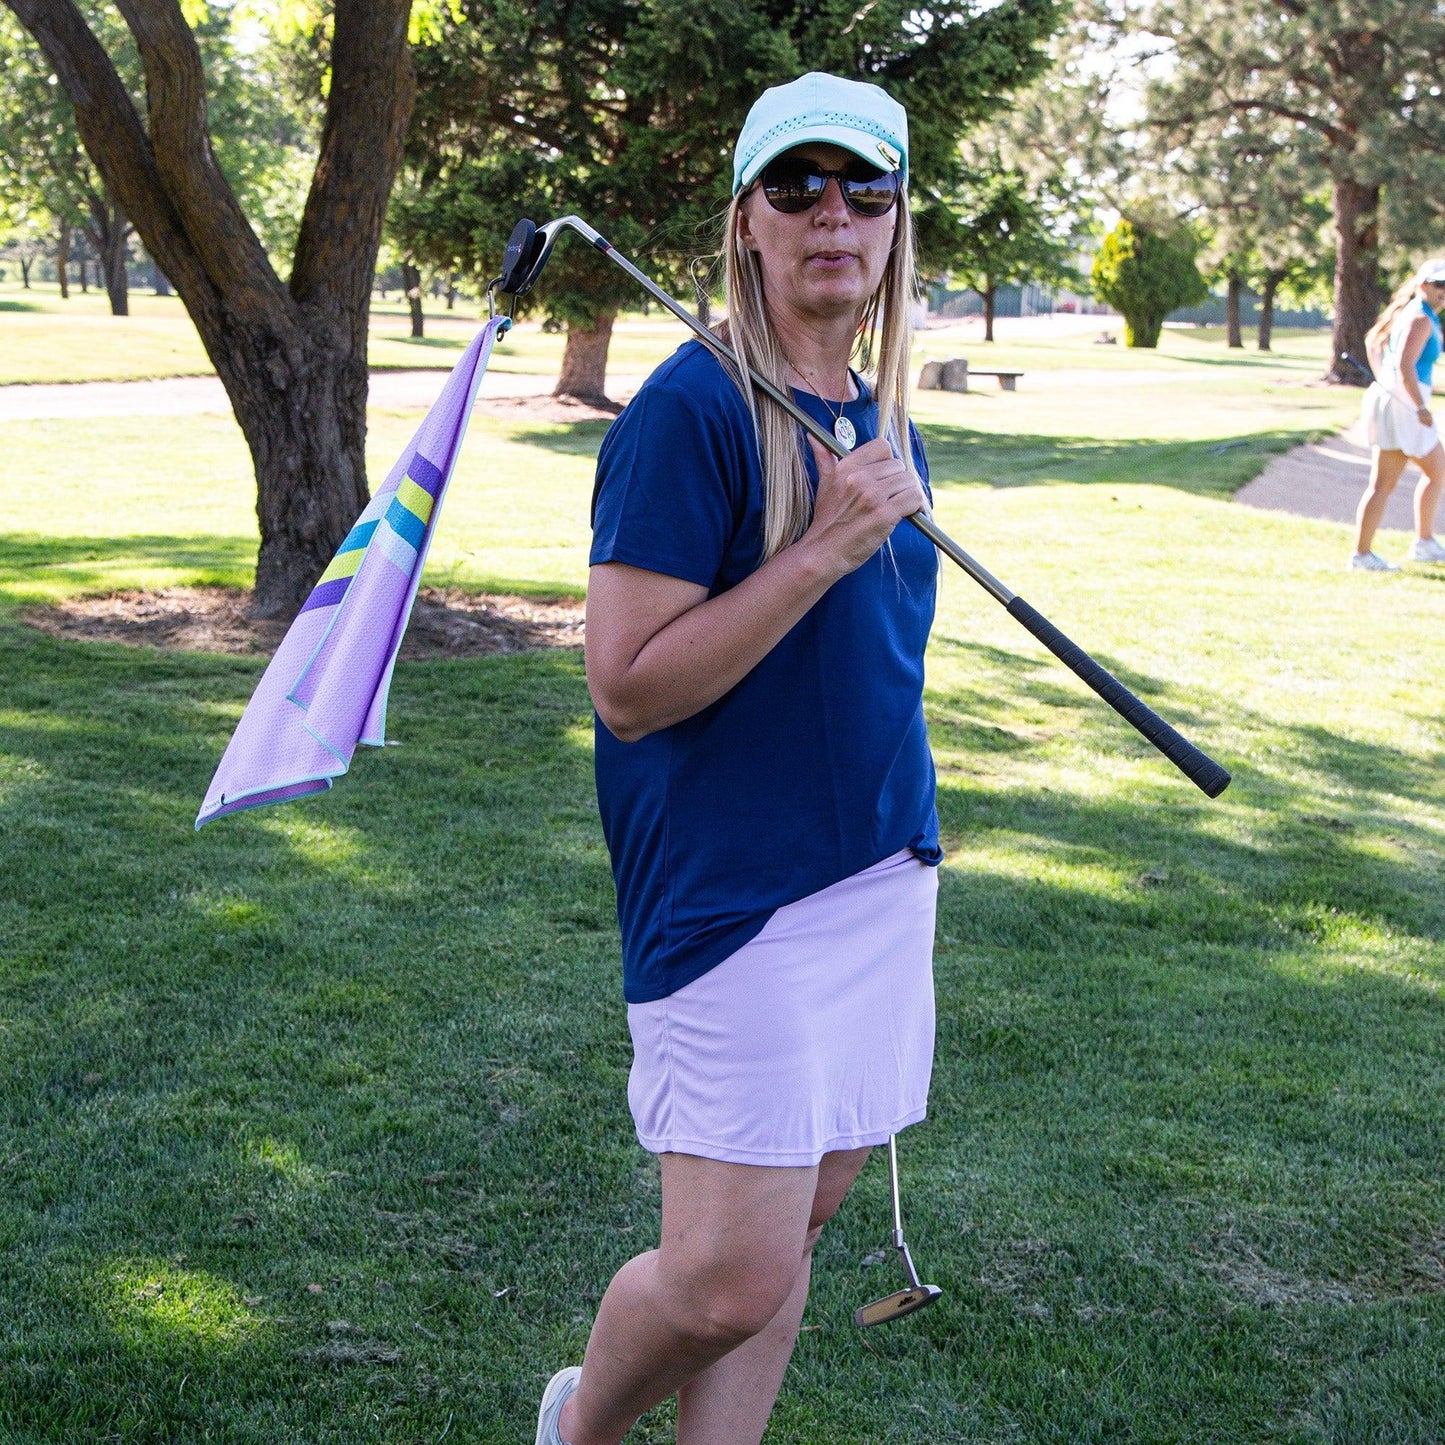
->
[1234, 420, 1416, 532]
[0, 369, 649, 423]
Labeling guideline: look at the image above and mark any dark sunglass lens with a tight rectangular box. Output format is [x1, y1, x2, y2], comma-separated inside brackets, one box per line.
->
[762, 161, 825, 214]
[843, 170, 899, 217]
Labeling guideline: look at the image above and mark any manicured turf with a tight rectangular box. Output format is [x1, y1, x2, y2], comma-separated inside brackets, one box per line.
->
[1, 334, 1442, 1442]
[0, 283, 684, 385]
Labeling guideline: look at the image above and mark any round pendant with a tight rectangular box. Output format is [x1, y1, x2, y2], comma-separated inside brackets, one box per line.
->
[833, 415, 857, 452]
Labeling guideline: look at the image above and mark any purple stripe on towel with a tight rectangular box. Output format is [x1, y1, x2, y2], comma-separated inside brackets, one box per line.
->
[409, 453, 445, 496]
[299, 576, 351, 614]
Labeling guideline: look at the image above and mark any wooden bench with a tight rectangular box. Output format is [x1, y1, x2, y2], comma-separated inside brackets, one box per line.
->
[918, 359, 1023, 393]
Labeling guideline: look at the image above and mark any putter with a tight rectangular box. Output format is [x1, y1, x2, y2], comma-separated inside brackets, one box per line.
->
[488, 215, 1231, 801]
[854, 1135, 942, 1327]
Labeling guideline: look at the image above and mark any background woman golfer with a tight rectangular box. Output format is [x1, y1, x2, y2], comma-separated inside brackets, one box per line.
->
[1351, 259, 1445, 570]
[535, 73, 940, 1445]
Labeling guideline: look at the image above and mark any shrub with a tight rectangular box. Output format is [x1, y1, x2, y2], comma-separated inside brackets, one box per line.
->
[1092, 220, 1209, 347]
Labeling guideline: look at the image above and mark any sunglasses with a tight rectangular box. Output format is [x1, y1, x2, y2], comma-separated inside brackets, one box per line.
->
[756, 156, 901, 219]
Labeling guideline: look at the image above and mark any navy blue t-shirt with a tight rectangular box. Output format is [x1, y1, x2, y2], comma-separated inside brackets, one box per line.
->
[590, 340, 941, 1004]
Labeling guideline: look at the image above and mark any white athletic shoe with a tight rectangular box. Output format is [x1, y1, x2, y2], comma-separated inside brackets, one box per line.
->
[1348, 551, 1399, 572]
[1407, 537, 1445, 563]
[535, 1366, 582, 1445]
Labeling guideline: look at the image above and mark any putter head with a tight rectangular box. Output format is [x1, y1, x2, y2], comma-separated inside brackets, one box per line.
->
[854, 1282, 943, 1328]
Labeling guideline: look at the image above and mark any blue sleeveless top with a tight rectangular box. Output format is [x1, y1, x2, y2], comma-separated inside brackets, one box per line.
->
[1415, 301, 1442, 385]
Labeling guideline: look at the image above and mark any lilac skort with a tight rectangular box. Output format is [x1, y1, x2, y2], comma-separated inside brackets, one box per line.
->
[626, 849, 938, 1167]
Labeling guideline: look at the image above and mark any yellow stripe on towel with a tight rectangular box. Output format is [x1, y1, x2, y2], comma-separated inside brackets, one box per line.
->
[396, 476, 435, 526]
[317, 546, 367, 584]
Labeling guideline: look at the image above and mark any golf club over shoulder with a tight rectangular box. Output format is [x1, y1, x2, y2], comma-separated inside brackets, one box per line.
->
[490, 215, 1231, 801]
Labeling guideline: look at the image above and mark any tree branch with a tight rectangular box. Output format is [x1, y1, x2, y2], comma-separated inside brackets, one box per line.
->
[2, 0, 210, 303]
[112, 0, 282, 303]
[290, 0, 415, 313]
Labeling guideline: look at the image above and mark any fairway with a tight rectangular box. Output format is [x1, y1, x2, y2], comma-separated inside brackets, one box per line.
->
[0, 284, 701, 386]
[2, 329, 1443, 1443]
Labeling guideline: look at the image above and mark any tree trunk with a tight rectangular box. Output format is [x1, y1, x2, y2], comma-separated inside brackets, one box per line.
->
[1327, 177, 1384, 385]
[56, 220, 70, 300]
[444, 273, 455, 310]
[554, 310, 617, 406]
[153, 258, 171, 295]
[78, 256, 88, 292]
[402, 259, 423, 338]
[8, 0, 415, 619]
[1123, 311, 1163, 348]
[19, 256, 31, 287]
[85, 191, 130, 316]
[1257, 270, 1283, 351]
[226, 329, 373, 617]
[983, 282, 996, 342]
[102, 223, 129, 315]
[1225, 273, 1243, 347]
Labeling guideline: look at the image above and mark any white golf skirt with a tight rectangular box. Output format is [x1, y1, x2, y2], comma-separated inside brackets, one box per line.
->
[626, 848, 938, 1167]
[1362, 381, 1439, 457]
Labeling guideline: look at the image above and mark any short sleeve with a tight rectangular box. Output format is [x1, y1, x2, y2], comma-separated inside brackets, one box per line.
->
[590, 383, 740, 588]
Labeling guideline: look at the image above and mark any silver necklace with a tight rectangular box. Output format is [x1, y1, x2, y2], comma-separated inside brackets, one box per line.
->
[786, 357, 857, 452]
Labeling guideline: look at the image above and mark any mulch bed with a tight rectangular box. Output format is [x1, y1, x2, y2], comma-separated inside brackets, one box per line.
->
[20, 586, 585, 660]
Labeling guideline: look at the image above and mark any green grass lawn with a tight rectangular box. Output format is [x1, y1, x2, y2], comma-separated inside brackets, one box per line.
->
[0, 281, 689, 385]
[0, 275, 1344, 396]
[1, 337, 1443, 1442]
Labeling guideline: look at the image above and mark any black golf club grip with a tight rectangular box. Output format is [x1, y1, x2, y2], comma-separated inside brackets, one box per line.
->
[1006, 596, 1231, 797]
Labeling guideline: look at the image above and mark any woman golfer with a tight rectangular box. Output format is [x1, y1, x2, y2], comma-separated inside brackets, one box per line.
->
[1350, 259, 1445, 570]
[536, 73, 940, 1445]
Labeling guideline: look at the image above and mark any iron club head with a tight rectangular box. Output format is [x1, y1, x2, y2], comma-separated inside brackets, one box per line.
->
[498, 218, 545, 295]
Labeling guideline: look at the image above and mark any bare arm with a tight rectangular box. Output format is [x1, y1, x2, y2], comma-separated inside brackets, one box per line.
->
[1397, 317, 1433, 418]
[586, 436, 927, 742]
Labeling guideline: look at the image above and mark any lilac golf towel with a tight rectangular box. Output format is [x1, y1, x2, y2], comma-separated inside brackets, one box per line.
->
[195, 315, 510, 828]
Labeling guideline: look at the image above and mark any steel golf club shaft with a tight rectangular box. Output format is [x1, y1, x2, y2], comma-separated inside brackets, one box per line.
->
[493, 216, 1231, 799]
[854, 1135, 942, 1327]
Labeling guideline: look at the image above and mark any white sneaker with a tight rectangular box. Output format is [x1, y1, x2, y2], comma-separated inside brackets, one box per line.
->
[1349, 551, 1399, 572]
[535, 1366, 582, 1445]
[1407, 537, 1445, 563]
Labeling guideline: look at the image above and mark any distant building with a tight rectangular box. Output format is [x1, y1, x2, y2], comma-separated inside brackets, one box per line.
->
[924, 279, 1113, 319]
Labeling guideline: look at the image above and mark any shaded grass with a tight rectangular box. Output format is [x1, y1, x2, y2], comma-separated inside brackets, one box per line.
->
[917, 426, 1315, 500]
[2, 569, 1443, 1440]
[2, 370, 1444, 1441]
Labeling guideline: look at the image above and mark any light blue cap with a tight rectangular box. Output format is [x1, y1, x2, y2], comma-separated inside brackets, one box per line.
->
[732, 72, 909, 196]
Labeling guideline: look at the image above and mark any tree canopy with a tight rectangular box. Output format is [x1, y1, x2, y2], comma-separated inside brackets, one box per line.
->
[396, 0, 1064, 401]
[3, 0, 416, 617]
[1132, 0, 1445, 380]
[920, 162, 1080, 339]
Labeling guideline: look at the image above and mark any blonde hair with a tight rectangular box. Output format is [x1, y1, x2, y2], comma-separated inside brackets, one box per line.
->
[716, 188, 920, 560]
[1367, 261, 1445, 355]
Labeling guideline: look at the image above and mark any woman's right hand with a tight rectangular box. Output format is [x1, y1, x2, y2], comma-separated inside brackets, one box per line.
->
[802, 436, 929, 582]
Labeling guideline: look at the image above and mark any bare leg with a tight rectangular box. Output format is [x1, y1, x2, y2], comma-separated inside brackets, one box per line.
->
[1355, 448, 1409, 555]
[1412, 442, 1445, 541]
[675, 1147, 872, 1445]
[557, 1154, 819, 1445]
